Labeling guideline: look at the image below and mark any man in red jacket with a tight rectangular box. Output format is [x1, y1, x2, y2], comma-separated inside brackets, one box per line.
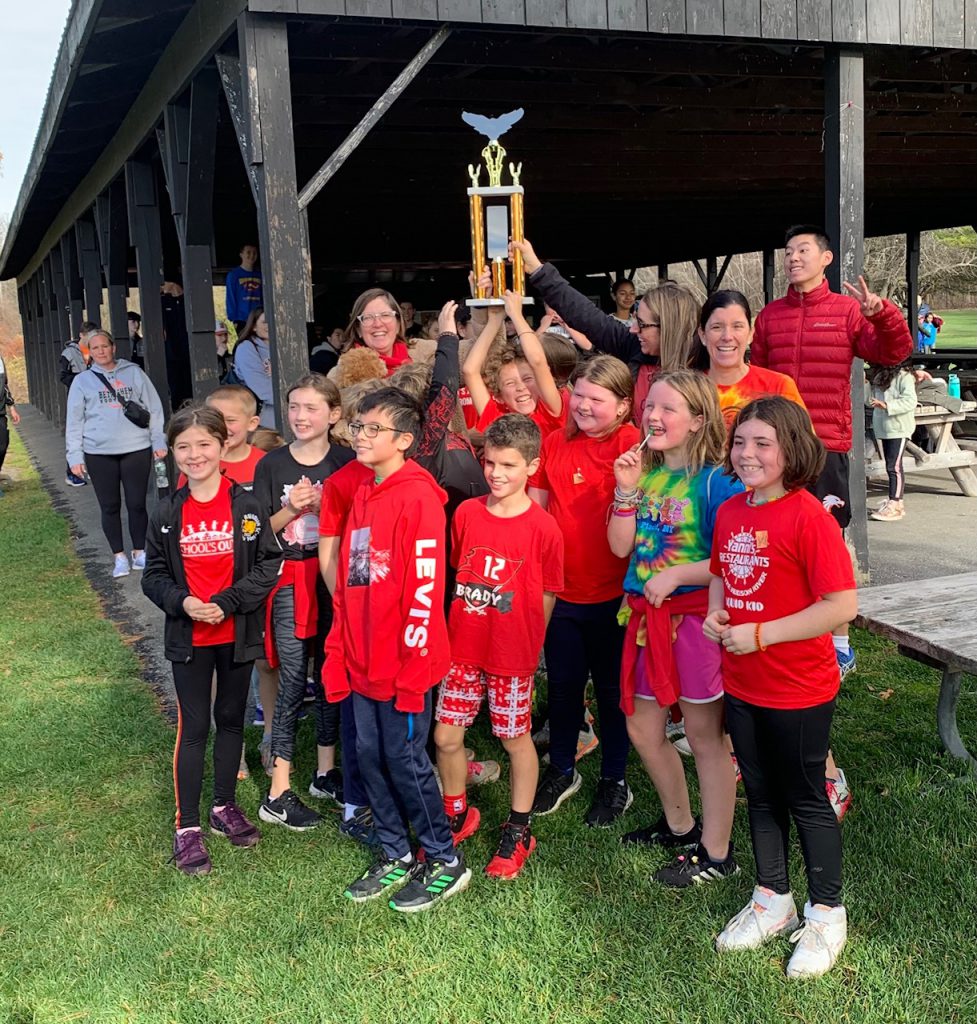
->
[324, 388, 471, 912]
[751, 225, 913, 819]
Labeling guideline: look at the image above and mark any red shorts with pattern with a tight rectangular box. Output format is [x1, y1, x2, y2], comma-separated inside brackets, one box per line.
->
[435, 662, 535, 739]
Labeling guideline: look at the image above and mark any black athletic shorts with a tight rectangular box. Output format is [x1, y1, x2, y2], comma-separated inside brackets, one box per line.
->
[809, 451, 851, 529]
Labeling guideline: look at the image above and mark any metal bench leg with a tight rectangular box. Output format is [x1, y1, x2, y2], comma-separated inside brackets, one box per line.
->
[937, 668, 977, 774]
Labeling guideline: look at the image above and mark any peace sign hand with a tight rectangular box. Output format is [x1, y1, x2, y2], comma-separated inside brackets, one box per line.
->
[842, 275, 883, 317]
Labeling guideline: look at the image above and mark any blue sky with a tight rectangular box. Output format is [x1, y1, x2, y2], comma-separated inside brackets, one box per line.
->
[0, 2, 73, 219]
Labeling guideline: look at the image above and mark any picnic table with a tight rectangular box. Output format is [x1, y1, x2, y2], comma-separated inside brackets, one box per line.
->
[854, 572, 977, 775]
[865, 401, 977, 497]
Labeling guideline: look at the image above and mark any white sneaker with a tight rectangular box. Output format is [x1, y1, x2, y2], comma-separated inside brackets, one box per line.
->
[870, 500, 904, 522]
[131, 549, 146, 570]
[716, 886, 799, 952]
[786, 902, 848, 978]
[113, 553, 131, 579]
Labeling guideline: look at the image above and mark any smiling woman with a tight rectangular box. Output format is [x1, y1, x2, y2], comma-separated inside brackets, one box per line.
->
[698, 290, 806, 428]
[339, 288, 412, 376]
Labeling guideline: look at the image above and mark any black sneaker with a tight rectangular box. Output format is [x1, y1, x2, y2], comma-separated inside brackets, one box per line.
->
[585, 777, 634, 828]
[653, 842, 740, 888]
[344, 855, 414, 902]
[388, 853, 472, 913]
[258, 789, 321, 831]
[338, 804, 381, 848]
[621, 813, 702, 849]
[532, 764, 582, 816]
[308, 767, 344, 805]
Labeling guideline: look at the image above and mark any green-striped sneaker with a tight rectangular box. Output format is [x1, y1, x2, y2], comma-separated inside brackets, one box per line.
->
[388, 853, 472, 913]
[344, 855, 413, 903]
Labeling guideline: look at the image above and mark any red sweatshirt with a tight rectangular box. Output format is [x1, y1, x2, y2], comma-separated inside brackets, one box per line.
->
[323, 460, 451, 711]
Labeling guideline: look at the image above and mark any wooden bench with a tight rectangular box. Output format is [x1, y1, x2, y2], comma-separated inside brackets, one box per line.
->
[854, 572, 977, 775]
[865, 401, 977, 498]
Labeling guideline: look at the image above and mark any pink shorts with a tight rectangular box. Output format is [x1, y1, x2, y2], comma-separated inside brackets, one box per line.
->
[435, 662, 534, 739]
[633, 614, 723, 705]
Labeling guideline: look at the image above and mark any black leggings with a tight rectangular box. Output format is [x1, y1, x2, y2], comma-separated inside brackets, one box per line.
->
[880, 437, 907, 500]
[85, 448, 152, 553]
[172, 644, 252, 829]
[270, 583, 339, 762]
[725, 693, 842, 906]
[0, 417, 9, 476]
[543, 596, 630, 781]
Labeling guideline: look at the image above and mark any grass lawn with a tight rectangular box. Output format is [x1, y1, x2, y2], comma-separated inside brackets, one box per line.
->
[2, 427, 977, 1024]
[933, 309, 976, 349]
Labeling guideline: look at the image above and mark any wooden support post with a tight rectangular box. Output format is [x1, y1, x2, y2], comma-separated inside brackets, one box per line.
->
[51, 250, 72, 426]
[906, 229, 920, 336]
[706, 255, 719, 293]
[60, 231, 84, 341]
[239, 12, 309, 429]
[125, 158, 171, 419]
[17, 285, 37, 408]
[25, 277, 42, 416]
[75, 217, 103, 327]
[160, 69, 220, 400]
[657, 262, 669, 281]
[714, 254, 733, 292]
[39, 272, 55, 420]
[824, 46, 868, 576]
[41, 259, 59, 424]
[94, 178, 132, 357]
[762, 248, 776, 307]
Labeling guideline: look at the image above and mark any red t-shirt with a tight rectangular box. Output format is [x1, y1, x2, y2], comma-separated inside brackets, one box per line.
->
[319, 461, 373, 539]
[710, 488, 856, 709]
[534, 423, 641, 604]
[180, 476, 236, 646]
[475, 388, 569, 438]
[448, 497, 564, 675]
[177, 445, 265, 490]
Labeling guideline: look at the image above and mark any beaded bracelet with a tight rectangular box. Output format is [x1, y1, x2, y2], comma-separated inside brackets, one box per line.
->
[754, 622, 767, 652]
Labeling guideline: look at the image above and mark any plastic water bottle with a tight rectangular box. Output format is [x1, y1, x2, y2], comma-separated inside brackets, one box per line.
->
[948, 373, 961, 399]
[153, 458, 169, 490]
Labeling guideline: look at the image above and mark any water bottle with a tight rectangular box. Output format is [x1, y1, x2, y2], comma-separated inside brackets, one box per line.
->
[948, 374, 961, 399]
[153, 458, 169, 490]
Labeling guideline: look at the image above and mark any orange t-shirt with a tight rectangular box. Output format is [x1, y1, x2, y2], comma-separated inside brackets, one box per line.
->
[534, 423, 641, 604]
[715, 365, 805, 428]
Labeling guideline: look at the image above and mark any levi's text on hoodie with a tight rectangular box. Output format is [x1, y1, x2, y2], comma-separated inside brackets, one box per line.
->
[323, 460, 451, 712]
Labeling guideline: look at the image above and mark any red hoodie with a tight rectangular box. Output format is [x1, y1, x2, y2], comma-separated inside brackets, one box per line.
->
[323, 460, 450, 711]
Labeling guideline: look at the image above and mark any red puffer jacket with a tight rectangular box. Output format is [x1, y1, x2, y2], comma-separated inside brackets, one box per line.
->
[751, 279, 912, 452]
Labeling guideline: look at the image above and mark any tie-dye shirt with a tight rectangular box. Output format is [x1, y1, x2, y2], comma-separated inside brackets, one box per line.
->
[715, 365, 805, 428]
[623, 463, 744, 596]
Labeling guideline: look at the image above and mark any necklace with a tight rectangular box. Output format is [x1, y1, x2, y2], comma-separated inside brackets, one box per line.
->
[746, 489, 789, 507]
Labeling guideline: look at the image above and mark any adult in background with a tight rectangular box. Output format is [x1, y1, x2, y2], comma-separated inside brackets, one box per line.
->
[161, 277, 193, 411]
[128, 312, 144, 368]
[399, 300, 424, 339]
[65, 330, 167, 579]
[511, 239, 702, 423]
[225, 244, 263, 334]
[234, 308, 276, 430]
[0, 349, 21, 498]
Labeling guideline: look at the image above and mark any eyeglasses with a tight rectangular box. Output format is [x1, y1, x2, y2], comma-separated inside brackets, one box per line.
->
[357, 310, 398, 325]
[347, 421, 401, 439]
[630, 303, 660, 331]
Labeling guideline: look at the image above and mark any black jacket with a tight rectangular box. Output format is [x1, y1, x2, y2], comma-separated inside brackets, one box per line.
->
[142, 482, 282, 664]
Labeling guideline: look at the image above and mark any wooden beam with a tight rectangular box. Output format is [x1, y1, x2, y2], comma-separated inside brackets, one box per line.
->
[125, 158, 172, 419]
[93, 178, 132, 355]
[657, 262, 669, 281]
[41, 258, 60, 426]
[159, 69, 221, 400]
[239, 11, 309, 429]
[297, 24, 451, 210]
[50, 252, 72, 428]
[824, 46, 869, 576]
[906, 229, 920, 335]
[75, 216, 103, 327]
[60, 231, 85, 341]
[215, 52, 263, 206]
[762, 248, 776, 305]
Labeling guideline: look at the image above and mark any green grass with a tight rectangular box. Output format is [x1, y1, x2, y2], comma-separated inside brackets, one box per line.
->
[933, 309, 976, 349]
[2, 428, 977, 1024]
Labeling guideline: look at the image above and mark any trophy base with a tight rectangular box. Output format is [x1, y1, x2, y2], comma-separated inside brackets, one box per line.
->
[466, 297, 534, 308]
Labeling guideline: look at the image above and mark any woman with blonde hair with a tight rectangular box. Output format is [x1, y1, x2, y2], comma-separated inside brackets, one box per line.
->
[511, 239, 702, 423]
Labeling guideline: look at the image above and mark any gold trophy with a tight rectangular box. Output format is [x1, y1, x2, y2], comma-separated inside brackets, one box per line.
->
[462, 108, 531, 307]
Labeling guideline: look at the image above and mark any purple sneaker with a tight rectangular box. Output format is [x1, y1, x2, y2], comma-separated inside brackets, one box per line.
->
[172, 828, 212, 875]
[209, 803, 260, 848]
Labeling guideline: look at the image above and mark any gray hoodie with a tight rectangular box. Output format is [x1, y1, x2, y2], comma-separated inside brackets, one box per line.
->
[65, 359, 167, 466]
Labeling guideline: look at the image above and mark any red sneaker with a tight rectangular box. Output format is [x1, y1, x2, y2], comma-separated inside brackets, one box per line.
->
[484, 822, 536, 880]
[449, 805, 481, 844]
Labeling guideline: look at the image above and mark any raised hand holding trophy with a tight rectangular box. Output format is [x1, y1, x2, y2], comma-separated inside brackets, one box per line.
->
[462, 108, 531, 307]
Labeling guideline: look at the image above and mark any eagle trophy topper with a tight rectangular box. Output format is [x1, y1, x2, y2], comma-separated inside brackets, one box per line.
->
[462, 108, 529, 305]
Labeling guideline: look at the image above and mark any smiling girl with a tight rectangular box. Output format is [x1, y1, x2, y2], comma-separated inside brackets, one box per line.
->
[705, 397, 856, 978]
[142, 406, 281, 875]
[609, 370, 744, 887]
[528, 356, 639, 826]
[253, 374, 355, 830]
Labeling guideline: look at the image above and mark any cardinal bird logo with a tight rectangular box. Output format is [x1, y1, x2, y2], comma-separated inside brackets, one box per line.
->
[461, 108, 524, 142]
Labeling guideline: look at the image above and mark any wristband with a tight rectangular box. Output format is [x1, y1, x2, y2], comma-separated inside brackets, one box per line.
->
[612, 507, 637, 518]
[754, 622, 767, 652]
